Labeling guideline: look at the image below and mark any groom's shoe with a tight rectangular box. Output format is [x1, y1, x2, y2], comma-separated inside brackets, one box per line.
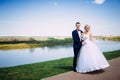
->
[73, 69, 77, 72]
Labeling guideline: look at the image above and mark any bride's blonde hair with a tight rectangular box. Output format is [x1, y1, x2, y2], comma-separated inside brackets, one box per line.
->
[85, 24, 90, 28]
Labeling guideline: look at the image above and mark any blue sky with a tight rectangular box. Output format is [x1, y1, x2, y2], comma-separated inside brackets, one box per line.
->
[0, 0, 120, 36]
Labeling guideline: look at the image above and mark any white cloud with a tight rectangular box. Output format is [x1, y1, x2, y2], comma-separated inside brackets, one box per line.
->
[93, 0, 106, 5]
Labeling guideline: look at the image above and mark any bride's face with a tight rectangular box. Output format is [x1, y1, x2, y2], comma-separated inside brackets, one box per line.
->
[85, 26, 90, 32]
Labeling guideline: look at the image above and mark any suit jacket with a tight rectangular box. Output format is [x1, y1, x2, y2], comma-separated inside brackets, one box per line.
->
[72, 29, 83, 49]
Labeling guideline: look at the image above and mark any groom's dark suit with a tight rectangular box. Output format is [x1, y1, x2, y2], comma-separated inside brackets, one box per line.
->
[72, 29, 83, 71]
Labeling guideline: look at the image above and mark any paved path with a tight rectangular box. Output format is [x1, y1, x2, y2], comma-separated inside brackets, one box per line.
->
[42, 57, 120, 80]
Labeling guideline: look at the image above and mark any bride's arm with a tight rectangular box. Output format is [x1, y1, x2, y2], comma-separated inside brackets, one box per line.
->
[90, 32, 94, 42]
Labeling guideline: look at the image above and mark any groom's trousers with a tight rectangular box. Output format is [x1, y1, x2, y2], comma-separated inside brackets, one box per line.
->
[73, 47, 81, 71]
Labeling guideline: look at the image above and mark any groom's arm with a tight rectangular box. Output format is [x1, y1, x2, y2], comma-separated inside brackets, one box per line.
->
[72, 31, 80, 44]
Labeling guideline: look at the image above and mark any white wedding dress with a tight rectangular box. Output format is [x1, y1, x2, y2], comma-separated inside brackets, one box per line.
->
[76, 34, 110, 73]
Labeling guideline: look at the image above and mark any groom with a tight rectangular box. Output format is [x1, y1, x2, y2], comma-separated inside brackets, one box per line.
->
[72, 22, 83, 72]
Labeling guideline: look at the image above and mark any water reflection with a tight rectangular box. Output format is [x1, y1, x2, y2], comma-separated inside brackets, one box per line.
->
[29, 48, 35, 53]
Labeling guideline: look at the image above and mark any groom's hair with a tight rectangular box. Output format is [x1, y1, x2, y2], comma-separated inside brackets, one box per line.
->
[75, 22, 80, 26]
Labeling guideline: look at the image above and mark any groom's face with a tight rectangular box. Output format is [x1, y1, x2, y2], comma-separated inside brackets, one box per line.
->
[76, 24, 80, 30]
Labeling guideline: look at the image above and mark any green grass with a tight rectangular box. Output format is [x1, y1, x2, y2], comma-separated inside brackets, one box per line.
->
[103, 50, 120, 60]
[0, 50, 120, 80]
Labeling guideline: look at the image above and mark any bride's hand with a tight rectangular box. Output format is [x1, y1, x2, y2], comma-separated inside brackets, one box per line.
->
[82, 41, 86, 45]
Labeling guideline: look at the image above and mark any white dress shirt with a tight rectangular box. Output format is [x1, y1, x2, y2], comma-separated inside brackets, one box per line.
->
[77, 30, 82, 41]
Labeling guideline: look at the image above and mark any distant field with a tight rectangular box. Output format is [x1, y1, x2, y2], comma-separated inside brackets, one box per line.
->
[0, 36, 71, 42]
[0, 36, 120, 42]
[0, 36, 72, 50]
[95, 36, 120, 41]
[0, 36, 119, 50]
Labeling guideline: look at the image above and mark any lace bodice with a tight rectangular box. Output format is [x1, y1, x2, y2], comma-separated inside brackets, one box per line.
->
[83, 34, 90, 42]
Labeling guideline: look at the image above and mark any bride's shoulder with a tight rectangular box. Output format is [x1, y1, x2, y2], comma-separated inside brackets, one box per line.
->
[88, 32, 93, 36]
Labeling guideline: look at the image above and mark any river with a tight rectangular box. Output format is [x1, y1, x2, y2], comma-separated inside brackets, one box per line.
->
[0, 40, 120, 68]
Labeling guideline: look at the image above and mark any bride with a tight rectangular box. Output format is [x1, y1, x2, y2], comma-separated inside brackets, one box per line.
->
[76, 24, 110, 73]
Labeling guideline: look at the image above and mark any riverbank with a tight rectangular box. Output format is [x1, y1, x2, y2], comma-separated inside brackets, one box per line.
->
[95, 36, 120, 41]
[0, 38, 72, 50]
[0, 36, 120, 50]
[0, 50, 120, 80]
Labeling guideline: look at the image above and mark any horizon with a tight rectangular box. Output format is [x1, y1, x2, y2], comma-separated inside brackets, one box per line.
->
[0, 35, 119, 37]
[0, 0, 120, 36]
